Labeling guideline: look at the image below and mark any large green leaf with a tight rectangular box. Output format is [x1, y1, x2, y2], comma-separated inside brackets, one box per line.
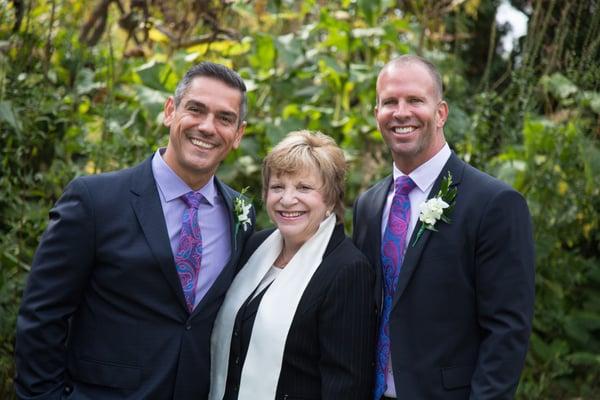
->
[135, 61, 172, 92]
[0, 101, 22, 133]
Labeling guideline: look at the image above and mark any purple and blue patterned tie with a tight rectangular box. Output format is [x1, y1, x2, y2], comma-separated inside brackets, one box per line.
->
[374, 176, 416, 400]
[175, 192, 203, 312]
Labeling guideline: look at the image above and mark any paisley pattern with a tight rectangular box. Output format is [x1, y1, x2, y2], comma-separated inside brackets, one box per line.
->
[374, 176, 415, 400]
[175, 192, 203, 312]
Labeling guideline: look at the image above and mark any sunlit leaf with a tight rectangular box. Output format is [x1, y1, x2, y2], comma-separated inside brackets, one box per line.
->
[541, 73, 578, 100]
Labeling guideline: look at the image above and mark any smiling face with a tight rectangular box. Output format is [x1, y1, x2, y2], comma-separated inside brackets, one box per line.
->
[266, 167, 330, 250]
[162, 76, 246, 190]
[375, 61, 448, 174]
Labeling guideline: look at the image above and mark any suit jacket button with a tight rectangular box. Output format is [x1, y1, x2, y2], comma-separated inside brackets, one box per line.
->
[185, 323, 192, 330]
[235, 356, 240, 365]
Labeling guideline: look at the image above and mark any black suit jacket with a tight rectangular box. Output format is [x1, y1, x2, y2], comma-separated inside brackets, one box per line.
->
[353, 153, 535, 399]
[15, 156, 254, 400]
[222, 224, 377, 400]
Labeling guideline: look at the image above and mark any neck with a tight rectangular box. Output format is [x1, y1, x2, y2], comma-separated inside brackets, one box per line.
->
[394, 139, 446, 174]
[162, 148, 214, 191]
[275, 240, 303, 268]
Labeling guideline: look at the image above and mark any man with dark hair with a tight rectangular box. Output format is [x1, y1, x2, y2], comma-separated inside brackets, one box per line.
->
[353, 55, 535, 399]
[15, 61, 255, 399]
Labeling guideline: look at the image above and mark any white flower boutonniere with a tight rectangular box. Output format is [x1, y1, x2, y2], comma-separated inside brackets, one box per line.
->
[233, 187, 252, 236]
[412, 171, 457, 246]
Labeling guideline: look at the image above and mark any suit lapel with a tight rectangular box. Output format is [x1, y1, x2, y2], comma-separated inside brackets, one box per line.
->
[364, 176, 393, 310]
[130, 157, 188, 311]
[392, 153, 466, 309]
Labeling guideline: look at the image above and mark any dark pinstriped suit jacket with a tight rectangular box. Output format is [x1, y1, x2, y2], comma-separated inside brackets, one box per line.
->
[222, 223, 377, 400]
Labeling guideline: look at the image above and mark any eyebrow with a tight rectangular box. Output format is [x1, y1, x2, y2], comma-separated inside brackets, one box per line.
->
[184, 100, 238, 120]
[184, 100, 206, 109]
[380, 96, 397, 103]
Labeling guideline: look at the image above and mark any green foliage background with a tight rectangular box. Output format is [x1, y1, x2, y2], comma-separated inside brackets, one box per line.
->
[1, 0, 599, 398]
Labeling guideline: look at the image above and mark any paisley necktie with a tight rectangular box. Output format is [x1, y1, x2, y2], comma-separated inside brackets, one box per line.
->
[374, 176, 416, 399]
[175, 192, 203, 312]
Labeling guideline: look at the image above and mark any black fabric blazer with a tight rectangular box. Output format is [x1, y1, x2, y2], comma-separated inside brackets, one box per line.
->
[15, 156, 254, 400]
[222, 224, 377, 400]
[353, 152, 535, 399]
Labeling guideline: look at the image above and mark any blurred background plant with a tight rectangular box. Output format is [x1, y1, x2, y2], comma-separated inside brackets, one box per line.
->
[0, 0, 598, 397]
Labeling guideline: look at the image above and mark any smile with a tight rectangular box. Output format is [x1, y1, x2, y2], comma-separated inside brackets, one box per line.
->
[190, 137, 216, 149]
[392, 126, 417, 134]
[278, 211, 306, 218]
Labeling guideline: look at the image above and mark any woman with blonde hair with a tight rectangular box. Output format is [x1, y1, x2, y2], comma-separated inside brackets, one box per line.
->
[210, 130, 375, 400]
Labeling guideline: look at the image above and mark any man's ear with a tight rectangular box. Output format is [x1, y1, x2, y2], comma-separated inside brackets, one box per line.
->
[232, 121, 246, 150]
[374, 103, 380, 131]
[163, 96, 175, 127]
[436, 100, 448, 128]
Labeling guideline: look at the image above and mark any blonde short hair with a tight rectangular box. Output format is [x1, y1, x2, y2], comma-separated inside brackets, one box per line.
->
[262, 130, 346, 222]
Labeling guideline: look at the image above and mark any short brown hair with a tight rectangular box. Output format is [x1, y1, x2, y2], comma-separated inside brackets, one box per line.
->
[262, 130, 346, 222]
[174, 62, 247, 124]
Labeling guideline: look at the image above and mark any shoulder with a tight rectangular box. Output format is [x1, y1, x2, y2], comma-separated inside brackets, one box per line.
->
[463, 163, 514, 192]
[320, 233, 374, 281]
[460, 163, 527, 207]
[356, 175, 391, 203]
[214, 176, 251, 205]
[74, 158, 149, 193]
[305, 236, 374, 312]
[214, 177, 240, 198]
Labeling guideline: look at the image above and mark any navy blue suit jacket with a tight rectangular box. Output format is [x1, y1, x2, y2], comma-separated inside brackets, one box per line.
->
[15, 156, 254, 400]
[353, 153, 535, 399]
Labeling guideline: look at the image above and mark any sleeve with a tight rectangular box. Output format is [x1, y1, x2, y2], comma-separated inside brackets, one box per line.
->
[15, 178, 96, 400]
[318, 255, 377, 400]
[470, 189, 535, 399]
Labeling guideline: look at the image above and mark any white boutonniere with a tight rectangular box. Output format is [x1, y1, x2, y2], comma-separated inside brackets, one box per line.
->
[233, 187, 252, 236]
[412, 171, 457, 246]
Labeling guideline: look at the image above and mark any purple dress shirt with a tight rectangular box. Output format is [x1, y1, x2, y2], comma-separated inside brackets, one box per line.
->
[152, 148, 232, 308]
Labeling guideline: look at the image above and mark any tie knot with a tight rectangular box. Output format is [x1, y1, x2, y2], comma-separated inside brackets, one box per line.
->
[395, 176, 416, 195]
[182, 192, 203, 209]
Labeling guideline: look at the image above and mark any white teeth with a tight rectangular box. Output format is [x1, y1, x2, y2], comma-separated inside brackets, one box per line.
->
[393, 126, 416, 134]
[280, 211, 304, 217]
[190, 138, 215, 149]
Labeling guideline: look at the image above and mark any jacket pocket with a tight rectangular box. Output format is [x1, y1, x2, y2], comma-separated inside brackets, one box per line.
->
[71, 356, 141, 390]
[441, 365, 474, 390]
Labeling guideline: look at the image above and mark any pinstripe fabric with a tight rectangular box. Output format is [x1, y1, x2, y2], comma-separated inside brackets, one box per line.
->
[222, 225, 377, 400]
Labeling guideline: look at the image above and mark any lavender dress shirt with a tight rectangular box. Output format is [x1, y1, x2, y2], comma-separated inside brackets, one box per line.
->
[152, 148, 232, 308]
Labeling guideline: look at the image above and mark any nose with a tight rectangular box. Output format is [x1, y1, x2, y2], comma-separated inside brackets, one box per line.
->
[197, 113, 217, 134]
[392, 101, 410, 119]
[279, 189, 298, 206]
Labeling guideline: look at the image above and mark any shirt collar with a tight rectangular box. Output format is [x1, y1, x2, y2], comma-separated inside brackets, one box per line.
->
[152, 148, 218, 206]
[392, 143, 451, 193]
